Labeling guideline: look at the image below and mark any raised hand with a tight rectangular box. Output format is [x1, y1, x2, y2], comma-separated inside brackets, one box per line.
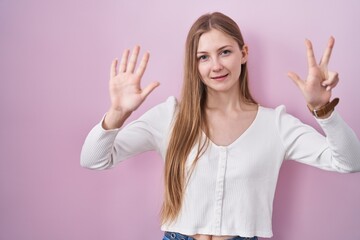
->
[288, 37, 339, 110]
[104, 46, 160, 129]
[110, 45, 160, 112]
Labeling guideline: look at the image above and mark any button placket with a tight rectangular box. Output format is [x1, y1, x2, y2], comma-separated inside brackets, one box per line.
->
[213, 147, 228, 234]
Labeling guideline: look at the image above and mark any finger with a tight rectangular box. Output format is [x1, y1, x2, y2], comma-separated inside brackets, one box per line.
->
[287, 72, 304, 90]
[119, 49, 130, 73]
[128, 45, 140, 73]
[135, 52, 150, 80]
[305, 39, 317, 68]
[110, 58, 118, 79]
[321, 72, 339, 90]
[325, 80, 338, 91]
[323, 81, 338, 91]
[141, 81, 160, 99]
[319, 36, 335, 67]
[321, 71, 339, 85]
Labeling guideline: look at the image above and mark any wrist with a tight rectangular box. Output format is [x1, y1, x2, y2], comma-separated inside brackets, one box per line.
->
[307, 98, 339, 119]
[103, 108, 132, 130]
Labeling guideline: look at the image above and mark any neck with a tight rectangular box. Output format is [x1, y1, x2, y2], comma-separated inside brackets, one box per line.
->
[206, 88, 246, 111]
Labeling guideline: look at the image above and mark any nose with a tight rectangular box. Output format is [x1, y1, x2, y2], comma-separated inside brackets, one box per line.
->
[211, 58, 223, 72]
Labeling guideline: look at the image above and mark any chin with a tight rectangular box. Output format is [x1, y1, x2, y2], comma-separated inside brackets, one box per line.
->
[206, 82, 239, 93]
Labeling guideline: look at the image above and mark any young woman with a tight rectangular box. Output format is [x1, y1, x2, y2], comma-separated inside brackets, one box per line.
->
[81, 12, 360, 240]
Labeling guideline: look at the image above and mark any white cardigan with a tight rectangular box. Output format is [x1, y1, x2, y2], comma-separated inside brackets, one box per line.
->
[80, 96, 360, 238]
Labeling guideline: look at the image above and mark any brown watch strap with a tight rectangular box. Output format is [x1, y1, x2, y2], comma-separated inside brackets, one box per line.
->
[308, 98, 340, 118]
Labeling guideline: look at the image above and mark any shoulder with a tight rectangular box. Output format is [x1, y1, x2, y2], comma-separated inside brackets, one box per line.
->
[258, 104, 301, 127]
[152, 96, 178, 115]
[258, 104, 287, 118]
[162, 96, 178, 111]
[139, 96, 178, 124]
[259, 104, 287, 113]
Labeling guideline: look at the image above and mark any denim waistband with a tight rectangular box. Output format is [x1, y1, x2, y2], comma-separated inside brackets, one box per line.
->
[164, 231, 258, 240]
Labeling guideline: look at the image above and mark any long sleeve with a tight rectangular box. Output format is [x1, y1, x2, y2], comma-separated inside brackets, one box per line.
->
[80, 96, 177, 170]
[277, 106, 360, 173]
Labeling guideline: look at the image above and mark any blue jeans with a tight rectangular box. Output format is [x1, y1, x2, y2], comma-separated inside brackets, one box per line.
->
[163, 231, 258, 240]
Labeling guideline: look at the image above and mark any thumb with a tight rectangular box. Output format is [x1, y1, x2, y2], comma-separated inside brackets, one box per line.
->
[141, 81, 160, 99]
[287, 72, 304, 90]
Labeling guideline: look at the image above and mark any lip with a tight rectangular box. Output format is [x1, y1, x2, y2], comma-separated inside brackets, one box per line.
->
[211, 73, 229, 81]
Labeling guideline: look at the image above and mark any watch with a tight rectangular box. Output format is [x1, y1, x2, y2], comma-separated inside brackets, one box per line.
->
[307, 98, 339, 118]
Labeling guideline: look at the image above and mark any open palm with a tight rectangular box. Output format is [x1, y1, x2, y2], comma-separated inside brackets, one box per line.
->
[109, 45, 159, 113]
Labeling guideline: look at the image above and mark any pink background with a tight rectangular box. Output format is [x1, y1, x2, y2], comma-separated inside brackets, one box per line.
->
[1, 0, 359, 239]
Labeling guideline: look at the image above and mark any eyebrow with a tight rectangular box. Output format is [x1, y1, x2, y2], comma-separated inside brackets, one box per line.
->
[197, 45, 233, 54]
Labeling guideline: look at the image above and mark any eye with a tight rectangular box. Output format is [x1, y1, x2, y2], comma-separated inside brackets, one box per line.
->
[198, 55, 209, 62]
[220, 49, 231, 56]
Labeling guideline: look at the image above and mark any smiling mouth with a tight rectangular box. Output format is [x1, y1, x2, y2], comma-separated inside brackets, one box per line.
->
[211, 73, 229, 80]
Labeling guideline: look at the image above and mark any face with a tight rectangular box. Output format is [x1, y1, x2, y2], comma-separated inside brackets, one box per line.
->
[197, 29, 247, 95]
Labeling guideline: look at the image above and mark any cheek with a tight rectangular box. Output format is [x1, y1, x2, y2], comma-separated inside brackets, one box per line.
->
[235, 65, 242, 78]
[229, 61, 242, 77]
[225, 54, 243, 75]
[198, 64, 208, 79]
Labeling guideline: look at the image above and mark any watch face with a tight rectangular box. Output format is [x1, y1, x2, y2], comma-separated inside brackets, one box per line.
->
[314, 109, 321, 118]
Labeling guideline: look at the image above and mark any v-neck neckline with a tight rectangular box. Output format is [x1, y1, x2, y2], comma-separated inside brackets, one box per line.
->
[203, 105, 262, 148]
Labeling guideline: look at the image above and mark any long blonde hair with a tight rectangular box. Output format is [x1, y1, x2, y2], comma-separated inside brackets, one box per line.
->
[161, 12, 257, 224]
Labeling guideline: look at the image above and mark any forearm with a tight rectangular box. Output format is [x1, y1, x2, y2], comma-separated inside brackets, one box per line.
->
[317, 111, 360, 172]
[80, 122, 119, 170]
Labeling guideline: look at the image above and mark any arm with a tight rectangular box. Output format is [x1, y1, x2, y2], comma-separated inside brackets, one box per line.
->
[277, 106, 360, 173]
[284, 37, 360, 172]
[80, 97, 176, 169]
[80, 46, 160, 169]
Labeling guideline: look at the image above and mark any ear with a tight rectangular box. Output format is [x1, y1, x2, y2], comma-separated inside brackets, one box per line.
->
[241, 44, 249, 64]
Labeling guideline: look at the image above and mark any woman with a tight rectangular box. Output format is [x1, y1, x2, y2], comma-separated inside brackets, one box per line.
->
[81, 12, 360, 239]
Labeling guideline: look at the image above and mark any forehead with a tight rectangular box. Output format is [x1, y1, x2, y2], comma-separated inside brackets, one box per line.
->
[197, 29, 238, 51]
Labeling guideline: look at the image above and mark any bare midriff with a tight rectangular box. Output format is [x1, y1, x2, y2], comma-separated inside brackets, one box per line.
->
[190, 234, 237, 240]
